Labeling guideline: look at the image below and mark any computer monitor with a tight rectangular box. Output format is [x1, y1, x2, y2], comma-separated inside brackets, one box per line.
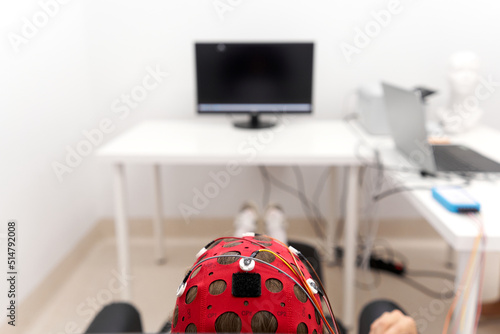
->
[195, 42, 314, 129]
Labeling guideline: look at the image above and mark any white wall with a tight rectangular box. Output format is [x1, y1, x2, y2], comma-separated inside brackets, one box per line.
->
[0, 1, 101, 303]
[3, 0, 500, 303]
[84, 0, 500, 220]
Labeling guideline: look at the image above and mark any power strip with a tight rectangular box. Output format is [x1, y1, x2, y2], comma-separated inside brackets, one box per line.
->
[334, 247, 406, 276]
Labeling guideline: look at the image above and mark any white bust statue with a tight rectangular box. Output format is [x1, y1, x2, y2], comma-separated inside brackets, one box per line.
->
[437, 51, 483, 133]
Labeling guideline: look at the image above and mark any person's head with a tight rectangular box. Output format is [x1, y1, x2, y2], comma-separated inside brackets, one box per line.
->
[172, 234, 335, 333]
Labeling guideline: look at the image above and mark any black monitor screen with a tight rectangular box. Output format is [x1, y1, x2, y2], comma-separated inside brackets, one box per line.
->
[196, 43, 314, 114]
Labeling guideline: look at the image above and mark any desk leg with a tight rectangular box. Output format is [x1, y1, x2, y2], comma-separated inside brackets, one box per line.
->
[113, 164, 132, 300]
[446, 244, 455, 269]
[326, 166, 338, 264]
[453, 250, 480, 334]
[343, 166, 359, 331]
[153, 165, 166, 264]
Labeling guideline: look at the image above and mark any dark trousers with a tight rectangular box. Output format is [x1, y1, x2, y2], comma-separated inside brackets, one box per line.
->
[358, 299, 405, 334]
[85, 302, 143, 333]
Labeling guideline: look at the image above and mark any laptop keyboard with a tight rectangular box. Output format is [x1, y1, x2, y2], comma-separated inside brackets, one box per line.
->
[433, 145, 500, 173]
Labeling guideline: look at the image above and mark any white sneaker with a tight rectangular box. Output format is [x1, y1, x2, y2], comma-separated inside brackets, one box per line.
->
[264, 204, 288, 244]
[234, 202, 258, 237]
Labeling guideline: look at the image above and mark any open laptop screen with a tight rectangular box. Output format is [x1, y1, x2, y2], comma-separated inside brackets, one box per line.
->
[382, 82, 437, 172]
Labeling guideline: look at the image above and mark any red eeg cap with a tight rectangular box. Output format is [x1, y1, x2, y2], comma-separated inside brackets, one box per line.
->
[172, 235, 324, 333]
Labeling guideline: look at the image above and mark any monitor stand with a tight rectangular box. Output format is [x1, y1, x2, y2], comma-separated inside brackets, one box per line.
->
[233, 114, 276, 129]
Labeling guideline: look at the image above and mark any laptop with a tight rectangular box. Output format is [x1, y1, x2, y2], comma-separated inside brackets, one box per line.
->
[382, 82, 500, 174]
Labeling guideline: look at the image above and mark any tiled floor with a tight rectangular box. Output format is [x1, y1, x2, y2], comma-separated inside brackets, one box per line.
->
[5, 218, 500, 333]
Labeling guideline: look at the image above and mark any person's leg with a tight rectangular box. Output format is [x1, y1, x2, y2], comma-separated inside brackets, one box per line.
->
[264, 203, 288, 244]
[158, 319, 172, 333]
[358, 300, 406, 334]
[233, 202, 258, 237]
[85, 302, 142, 333]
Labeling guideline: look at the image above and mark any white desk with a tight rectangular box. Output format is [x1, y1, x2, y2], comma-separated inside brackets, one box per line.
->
[360, 124, 500, 334]
[96, 118, 362, 329]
